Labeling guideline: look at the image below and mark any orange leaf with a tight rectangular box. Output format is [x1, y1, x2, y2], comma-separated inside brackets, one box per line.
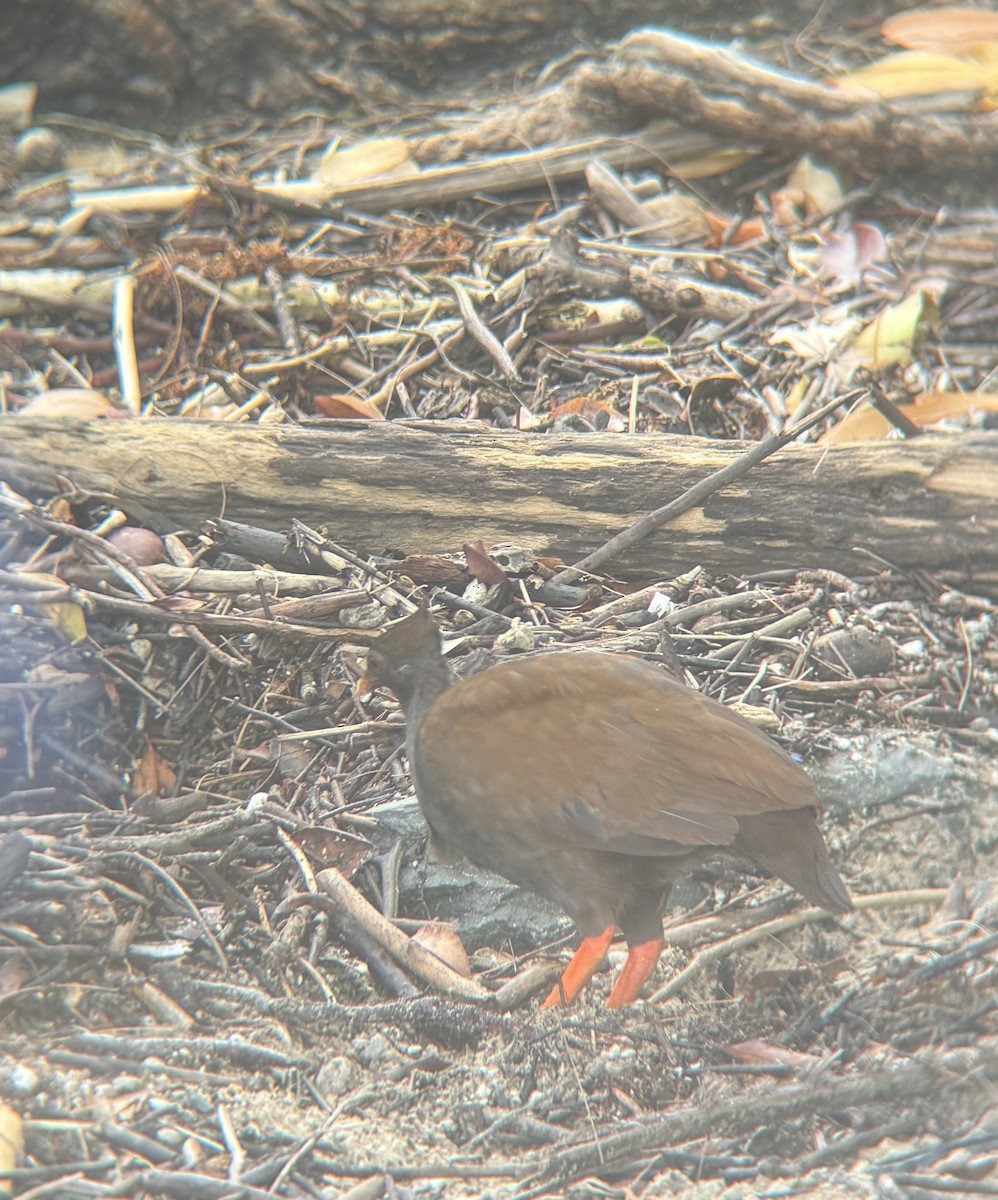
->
[545, 395, 625, 431]
[882, 8, 998, 55]
[314, 393, 385, 420]
[820, 390, 998, 444]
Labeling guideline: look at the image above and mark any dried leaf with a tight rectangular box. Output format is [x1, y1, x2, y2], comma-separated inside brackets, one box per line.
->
[17, 388, 117, 418]
[726, 1038, 823, 1069]
[133, 744, 178, 798]
[313, 393, 386, 420]
[640, 194, 714, 242]
[776, 156, 844, 223]
[18, 572, 88, 642]
[463, 541, 509, 587]
[832, 50, 998, 106]
[882, 9, 998, 55]
[851, 289, 937, 370]
[821, 389, 998, 444]
[704, 212, 767, 249]
[291, 827, 376, 877]
[816, 223, 889, 290]
[0, 955, 29, 998]
[412, 923, 472, 977]
[0, 1100, 24, 1194]
[672, 146, 757, 180]
[159, 596, 205, 612]
[315, 137, 416, 186]
[769, 311, 864, 362]
[0, 81, 37, 129]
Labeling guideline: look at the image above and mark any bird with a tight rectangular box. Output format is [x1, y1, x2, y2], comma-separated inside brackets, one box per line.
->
[363, 606, 852, 1009]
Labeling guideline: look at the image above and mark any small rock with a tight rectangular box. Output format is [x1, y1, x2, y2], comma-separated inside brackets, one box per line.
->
[813, 625, 894, 678]
[315, 1055, 359, 1096]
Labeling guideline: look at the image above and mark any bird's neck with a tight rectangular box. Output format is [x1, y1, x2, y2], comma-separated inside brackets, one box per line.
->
[396, 655, 454, 727]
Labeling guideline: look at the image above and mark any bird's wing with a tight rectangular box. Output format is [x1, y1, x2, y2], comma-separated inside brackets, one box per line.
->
[414, 652, 816, 857]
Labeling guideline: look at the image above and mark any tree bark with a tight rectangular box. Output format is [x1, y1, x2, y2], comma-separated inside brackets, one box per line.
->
[2, 418, 996, 590]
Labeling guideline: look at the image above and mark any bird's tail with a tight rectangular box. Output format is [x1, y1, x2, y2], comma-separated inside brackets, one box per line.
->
[734, 808, 853, 915]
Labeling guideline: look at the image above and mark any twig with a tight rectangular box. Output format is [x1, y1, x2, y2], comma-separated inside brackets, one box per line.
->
[440, 277, 521, 382]
[508, 1041, 998, 1198]
[649, 888, 946, 1003]
[551, 391, 860, 585]
[315, 867, 491, 1002]
[112, 273, 141, 414]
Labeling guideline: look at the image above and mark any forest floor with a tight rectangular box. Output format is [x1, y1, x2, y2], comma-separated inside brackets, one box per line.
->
[1, 1, 997, 1197]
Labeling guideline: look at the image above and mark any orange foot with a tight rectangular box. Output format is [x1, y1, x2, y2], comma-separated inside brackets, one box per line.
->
[606, 938, 665, 1009]
[540, 927, 614, 1009]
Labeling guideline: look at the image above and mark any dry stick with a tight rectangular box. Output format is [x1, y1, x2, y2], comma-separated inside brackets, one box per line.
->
[314, 867, 491, 1002]
[507, 1041, 997, 1199]
[551, 391, 861, 586]
[1, 483, 249, 667]
[649, 888, 947, 1003]
[440, 277, 522, 382]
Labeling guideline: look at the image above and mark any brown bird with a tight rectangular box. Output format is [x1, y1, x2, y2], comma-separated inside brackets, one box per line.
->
[364, 607, 852, 1009]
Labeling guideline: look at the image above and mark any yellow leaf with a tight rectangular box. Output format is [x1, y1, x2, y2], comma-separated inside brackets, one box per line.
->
[315, 137, 416, 186]
[882, 8, 998, 55]
[49, 601, 88, 643]
[832, 50, 998, 103]
[784, 156, 844, 219]
[671, 147, 757, 180]
[850, 290, 936, 371]
[0, 1101, 24, 1200]
[18, 572, 89, 642]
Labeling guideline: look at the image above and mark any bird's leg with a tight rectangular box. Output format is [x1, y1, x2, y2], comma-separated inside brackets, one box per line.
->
[540, 927, 615, 1008]
[606, 938, 665, 1009]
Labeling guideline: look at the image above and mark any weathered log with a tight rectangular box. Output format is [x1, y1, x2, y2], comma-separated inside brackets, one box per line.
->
[2, 417, 996, 590]
[4, 0, 821, 122]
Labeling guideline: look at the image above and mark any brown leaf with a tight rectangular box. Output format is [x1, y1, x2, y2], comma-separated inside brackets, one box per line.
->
[133, 744, 177, 798]
[291, 827, 376, 877]
[463, 541, 509, 587]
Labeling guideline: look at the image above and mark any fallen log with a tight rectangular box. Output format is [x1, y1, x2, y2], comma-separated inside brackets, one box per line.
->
[2, 417, 996, 590]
